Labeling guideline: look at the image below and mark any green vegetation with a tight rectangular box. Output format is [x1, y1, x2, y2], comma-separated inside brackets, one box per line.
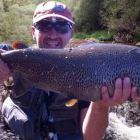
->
[89, 30, 113, 41]
[64, 0, 101, 32]
[133, 33, 140, 42]
[73, 32, 89, 39]
[100, 0, 140, 43]
[73, 30, 113, 41]
[0, 1, 36, 45]
[0, 0, 139, 44]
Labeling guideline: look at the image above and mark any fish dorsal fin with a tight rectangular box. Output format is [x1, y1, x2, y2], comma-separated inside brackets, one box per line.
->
[12, 41, 29, 49]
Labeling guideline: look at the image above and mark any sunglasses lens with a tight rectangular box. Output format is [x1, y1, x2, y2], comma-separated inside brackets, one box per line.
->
[34, 21, 52, 32]
[34, 21, 72, 34]
[56, 24, 71, 34]
[41, 24, 52, 32]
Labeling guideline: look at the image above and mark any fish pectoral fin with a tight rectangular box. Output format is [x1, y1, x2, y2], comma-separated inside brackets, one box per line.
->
[65, 99, 78, 107]
[11, 73, 33, 97]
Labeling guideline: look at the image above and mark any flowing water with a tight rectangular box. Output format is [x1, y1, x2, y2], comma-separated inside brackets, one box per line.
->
[103, 112, 140, 140]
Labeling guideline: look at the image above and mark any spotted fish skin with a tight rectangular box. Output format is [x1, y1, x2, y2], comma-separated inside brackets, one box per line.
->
[0, 43, 140, 102]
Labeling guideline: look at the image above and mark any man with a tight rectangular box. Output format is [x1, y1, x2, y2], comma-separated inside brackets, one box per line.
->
[0, 1, 138, 140]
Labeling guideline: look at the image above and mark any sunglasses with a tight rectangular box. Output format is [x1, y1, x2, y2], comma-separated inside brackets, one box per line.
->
[34, 21, 72, 34]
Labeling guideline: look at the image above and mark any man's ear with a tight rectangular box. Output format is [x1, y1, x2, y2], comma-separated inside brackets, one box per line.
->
[31, 26, 36, 41]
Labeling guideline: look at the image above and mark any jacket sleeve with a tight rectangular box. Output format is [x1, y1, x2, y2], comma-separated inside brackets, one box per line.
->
[0, 44, 12, 50]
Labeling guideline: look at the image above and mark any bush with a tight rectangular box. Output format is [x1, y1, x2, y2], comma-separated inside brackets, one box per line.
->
[100, 0, 140, 43]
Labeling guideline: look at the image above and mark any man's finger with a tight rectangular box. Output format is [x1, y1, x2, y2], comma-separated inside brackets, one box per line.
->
[122, 77, 131, 101]
[0, 49, 6, 53]
[0, 59, 11, 76]
[112, 78, 122, 102]
[101, 86, 110, 106]
[131, 86, 138, 102]
[0, 73, 9, 84]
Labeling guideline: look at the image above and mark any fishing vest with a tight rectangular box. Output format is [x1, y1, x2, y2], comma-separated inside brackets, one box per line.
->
[2, 88, 44, 140]
[2, 88, 81, 140]
[50, 103, 80, 134]
[42, 92, 80, 136]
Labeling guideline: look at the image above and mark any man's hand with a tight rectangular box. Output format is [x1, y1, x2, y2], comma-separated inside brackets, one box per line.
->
[101, 77, 138, 107]
[0, 50, 11, 84]
[82, 77, 138, 140]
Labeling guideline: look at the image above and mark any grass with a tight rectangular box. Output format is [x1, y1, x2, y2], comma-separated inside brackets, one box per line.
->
[72, 32, 90, 39]
[73, 30, 113, 41]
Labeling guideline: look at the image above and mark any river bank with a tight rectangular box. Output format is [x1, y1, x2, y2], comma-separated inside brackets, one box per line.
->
[68, 38, 140, 47]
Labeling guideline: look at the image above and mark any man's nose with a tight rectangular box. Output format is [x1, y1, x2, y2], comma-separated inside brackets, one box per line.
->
[48, 28, 58, 39]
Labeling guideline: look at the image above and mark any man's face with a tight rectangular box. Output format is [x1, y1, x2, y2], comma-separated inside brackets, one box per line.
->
[31, 18, 73, 49]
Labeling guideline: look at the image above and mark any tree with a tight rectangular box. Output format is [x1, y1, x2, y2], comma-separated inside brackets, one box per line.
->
[0, 1, 36, 45]
[63, 0, 102, 33]
[100, 0, 140, 42]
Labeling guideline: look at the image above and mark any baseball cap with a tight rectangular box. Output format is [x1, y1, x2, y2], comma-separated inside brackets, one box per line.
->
[33, 1, 75, 24]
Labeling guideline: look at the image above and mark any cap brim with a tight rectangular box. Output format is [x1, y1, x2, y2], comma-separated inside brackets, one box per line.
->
[33, 14, 75, 24]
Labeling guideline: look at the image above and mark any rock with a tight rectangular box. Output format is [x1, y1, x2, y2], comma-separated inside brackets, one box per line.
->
[85, 37, 101, 43]
[136, 42, 140, 46]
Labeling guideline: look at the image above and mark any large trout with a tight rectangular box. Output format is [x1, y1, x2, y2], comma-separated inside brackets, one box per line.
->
[1, 42, 140, 102]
